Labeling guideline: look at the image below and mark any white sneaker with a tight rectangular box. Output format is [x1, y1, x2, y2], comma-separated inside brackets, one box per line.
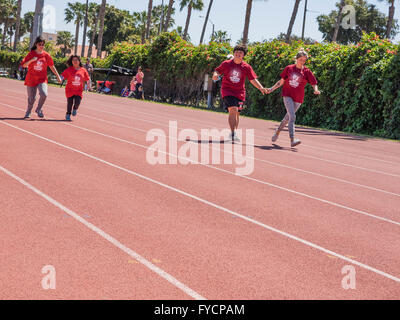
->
[230, 132, 240, 142]
[271, 130, 280, 143]
[291, 139, 301, 147]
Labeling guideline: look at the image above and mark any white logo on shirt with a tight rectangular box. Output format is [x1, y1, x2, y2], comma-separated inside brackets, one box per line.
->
[34, 60, 43, 72]
[289, 73, 301, 88]
[72, 75, 81, 86]
[230, 69, 241, 83]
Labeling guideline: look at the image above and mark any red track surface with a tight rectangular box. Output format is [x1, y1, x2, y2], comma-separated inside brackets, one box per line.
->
[0, 78, 399, 299]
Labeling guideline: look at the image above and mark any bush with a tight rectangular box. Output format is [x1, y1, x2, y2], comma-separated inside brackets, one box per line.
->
[1, 32, 399, 139]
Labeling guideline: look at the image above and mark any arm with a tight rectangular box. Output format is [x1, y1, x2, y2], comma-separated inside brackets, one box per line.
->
[312, 84, 320, 95]
[250, 79, 266, 95]
[267, 78, 285, 94]
[212, 70, 220, 81]
[22, 56, 37, 68]
[49, 65, 62, 83]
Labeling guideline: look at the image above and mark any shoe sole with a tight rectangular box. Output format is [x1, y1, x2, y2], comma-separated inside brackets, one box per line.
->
[291, 141, 301, 147]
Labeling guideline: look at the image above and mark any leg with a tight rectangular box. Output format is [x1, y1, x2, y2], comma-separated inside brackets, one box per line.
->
[235, 112, 239, 130]
[66, 96, 74, 115]
[72, 95, 82, 111]
[35, 83, 48, 113]
[283, 97, 297, 139]
[228, 107, 238, 134]
[26, 86, 37, 113]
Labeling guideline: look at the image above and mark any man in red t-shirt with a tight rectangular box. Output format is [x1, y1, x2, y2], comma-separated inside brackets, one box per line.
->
[267, 49, 320, 147]
[213, 44, 267, 141]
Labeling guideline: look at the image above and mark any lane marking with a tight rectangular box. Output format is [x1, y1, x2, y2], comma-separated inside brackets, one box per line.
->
[1, 120, 400, 284]
[0, 164, 206, 300]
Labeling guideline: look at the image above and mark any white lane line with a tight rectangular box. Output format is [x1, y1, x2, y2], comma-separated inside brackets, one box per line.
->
[4, 87, 399, 167]
[0, 164, 206, 300]
[1, 119, 400, 284]
[1, 101, 399, 198]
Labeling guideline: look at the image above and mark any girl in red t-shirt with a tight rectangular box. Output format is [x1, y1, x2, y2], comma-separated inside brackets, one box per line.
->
[21, 36, 62, 119]
[267, 49, 320, 147]
[60, 55, 90, 121]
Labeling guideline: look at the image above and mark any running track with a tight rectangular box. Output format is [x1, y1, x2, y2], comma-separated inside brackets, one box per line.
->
[0, 78, 399, 299]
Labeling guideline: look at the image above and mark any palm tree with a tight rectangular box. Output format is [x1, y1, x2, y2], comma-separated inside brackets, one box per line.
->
[97, 0, 106, 57]
[57, 30, 74, 57]
[87, 2, 100, 58]
[12, 0, 22, 51]
[200, 0, 213, 44]
[332, 0, 346, 42]
[242, 0, 252, 45]
[285, 0, 301, 43]
[133, 11, 147, 44]
[378, 0, 396, 38]
[30, 0, 44, 47]
[1, 0, 17, 48]
[180, 0, 204, 41]
[210, 30, 230, 44]
[80, 0, 89, 57]
[164, 0, 175, 32]
[146, 0, 153, 39]
[65, 2, 85, 55]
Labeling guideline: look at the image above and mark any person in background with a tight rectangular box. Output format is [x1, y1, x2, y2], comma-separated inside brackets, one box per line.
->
[135, 66, 144, 99]
[83, 58, 94, 91]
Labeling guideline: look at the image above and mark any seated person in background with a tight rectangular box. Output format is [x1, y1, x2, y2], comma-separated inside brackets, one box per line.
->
[120, 85, 130, 97]
[128, 78, 137, 98]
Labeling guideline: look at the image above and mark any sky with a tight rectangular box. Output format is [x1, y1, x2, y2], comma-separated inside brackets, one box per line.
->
[20, 0, 400, 45]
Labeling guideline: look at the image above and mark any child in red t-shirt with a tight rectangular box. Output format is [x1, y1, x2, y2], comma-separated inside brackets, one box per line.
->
[267, 49, 320, 147]
[213, 44, 267, 142]
[61, 55, 90, 121]
[21, 36, 62, 119]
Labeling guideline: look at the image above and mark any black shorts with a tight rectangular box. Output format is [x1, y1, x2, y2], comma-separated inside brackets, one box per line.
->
[223, 96, 244, 112]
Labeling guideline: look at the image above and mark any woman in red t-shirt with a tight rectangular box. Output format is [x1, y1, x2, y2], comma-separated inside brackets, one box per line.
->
[60, 55, 90, 121]
[21, 36, 62, 119]
[267, 49, 320, 147]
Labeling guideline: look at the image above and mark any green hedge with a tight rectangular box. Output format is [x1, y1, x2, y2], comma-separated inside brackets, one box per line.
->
[1, 32, 399, 139]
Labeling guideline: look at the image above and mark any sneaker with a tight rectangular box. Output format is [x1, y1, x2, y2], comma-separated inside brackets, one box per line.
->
[36, 110, 44, 118]
[24, 111, 30, 119]
[291, 139, 301, 147]
[271, 130, 280, 143]
[65, 114, 71, 121]
[72, 109, 77, 116]
[230, 132, 240, 142]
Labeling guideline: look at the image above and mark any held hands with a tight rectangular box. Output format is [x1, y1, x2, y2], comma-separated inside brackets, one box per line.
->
[314, 89, 321, 95]
[212, 73, 220, 81]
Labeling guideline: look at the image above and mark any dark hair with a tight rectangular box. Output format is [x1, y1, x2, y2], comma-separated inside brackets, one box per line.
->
[31, 36, 46, 51]
[233, 44, 248, 56]
[138, 66, 142, 71]
[67, 55, 83, 67]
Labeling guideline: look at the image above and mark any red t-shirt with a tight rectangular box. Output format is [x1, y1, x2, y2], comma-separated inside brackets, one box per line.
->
[22, 50, 54, 87]
[280, 64, 317, 104]
[215, 59, 257, 101]
[61, 66, 90, 98]
[136, 72, 144, 84]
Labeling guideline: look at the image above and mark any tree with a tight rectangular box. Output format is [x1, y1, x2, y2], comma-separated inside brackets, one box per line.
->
[57, 30, 74, 57]
[146, 0, 153, 39]
[210, 30, 230, 44]
[378, 0, 396, 38]
[242, 0, 253, 45]
[275, 32, 315, 44]
[81, 0, 89, 57]
[87, 2, 100, 58]
[65, 2, 85, 55]
[164, 0, 175, 32]
[12, 0, 21, 51]
[285, 0, 301, 43]
[153, 4, 175, 35]
[175, 25, 190, 41]
[332, 0, 346, 42]
[0, 0, 17, 48]
[199, 0, 213, 44]
[317, 0, 399, 44]
[180, 0, 204, 41]
[97, 0, 106, 57]
[133, 11, 147, 44]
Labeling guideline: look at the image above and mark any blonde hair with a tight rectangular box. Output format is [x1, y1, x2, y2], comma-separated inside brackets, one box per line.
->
[295, 48, 308, 60]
